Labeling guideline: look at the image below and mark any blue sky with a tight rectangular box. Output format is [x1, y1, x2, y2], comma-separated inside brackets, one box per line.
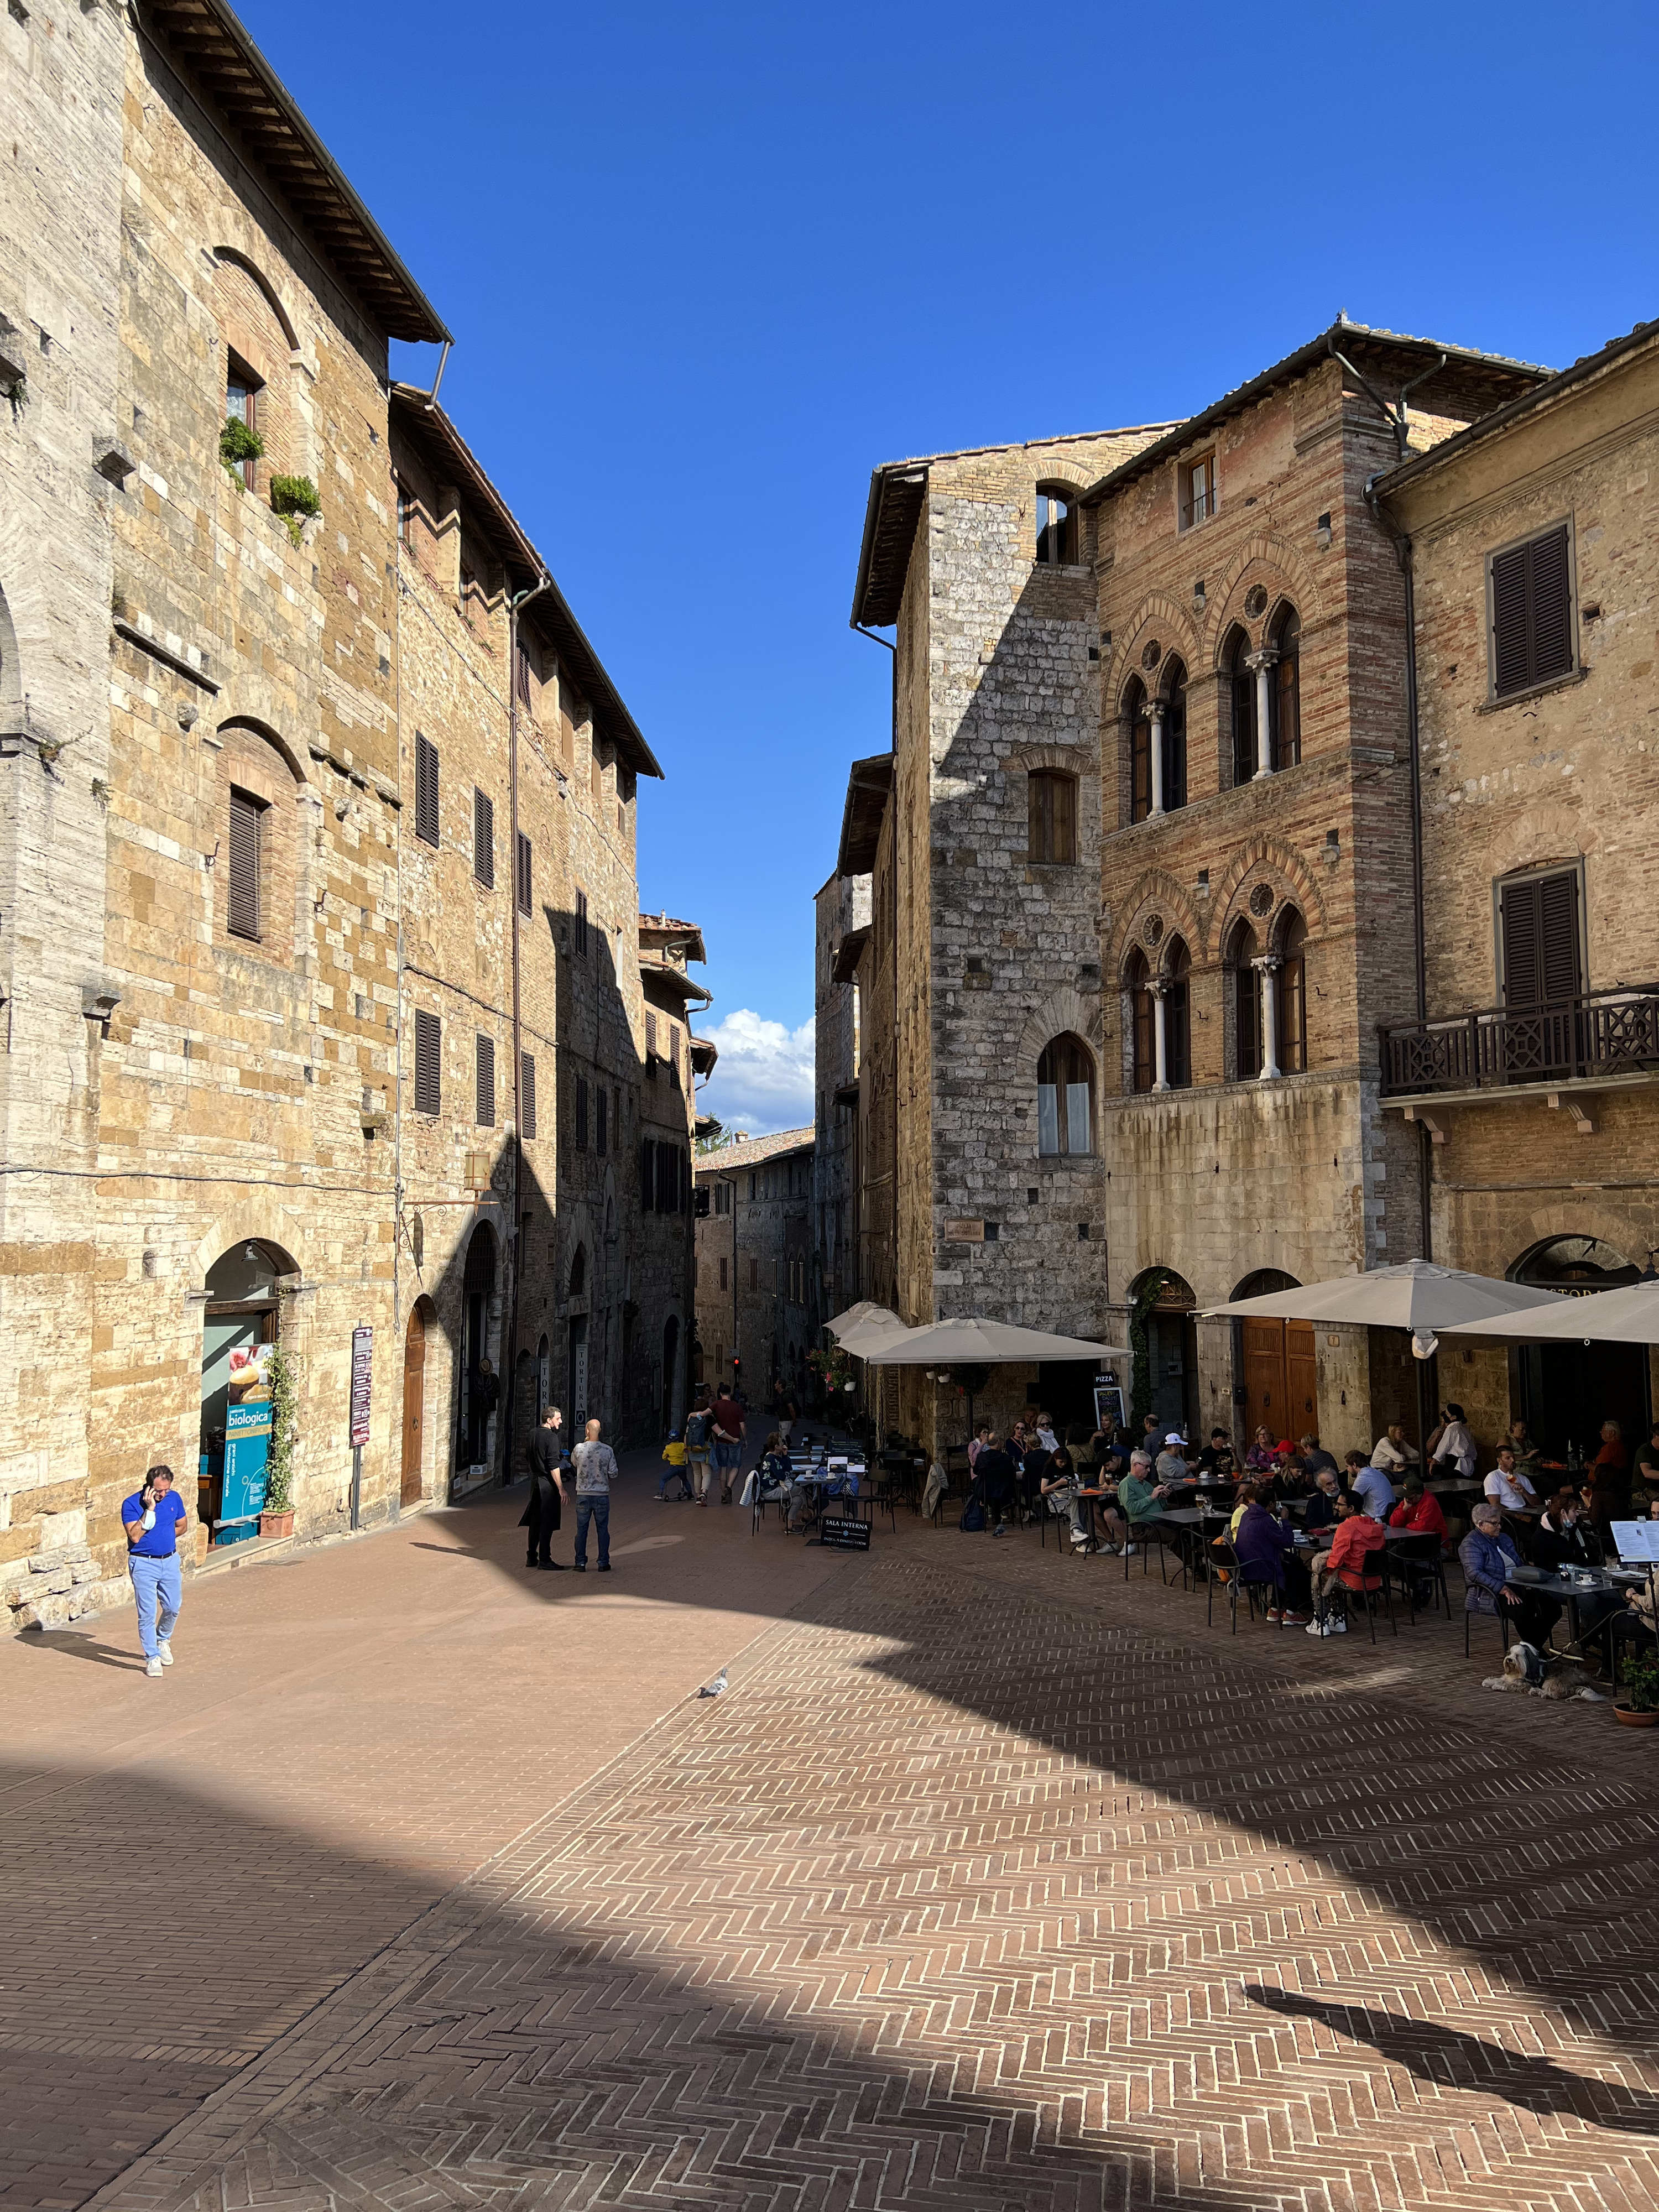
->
[243, 0, 1657, 1131]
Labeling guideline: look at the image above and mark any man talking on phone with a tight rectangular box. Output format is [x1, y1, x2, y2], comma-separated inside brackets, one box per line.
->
[122, 1464, 187, 1677]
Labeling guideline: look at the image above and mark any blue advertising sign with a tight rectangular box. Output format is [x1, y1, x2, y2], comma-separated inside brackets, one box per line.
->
[220, 1399, 272, 1543]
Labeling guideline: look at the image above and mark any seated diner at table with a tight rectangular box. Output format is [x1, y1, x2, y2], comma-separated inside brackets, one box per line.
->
[1302, 1465, 1345, 1533]
[1039, 1447, 1089, 1552]
[1369, 1422, 1420, 1479]
[1505, 1418, 1545, 1485]
[1459, 1501, 1559, 1646]
[1244, 1425, 1279, 1474]
[1387, 1475, 1447, 1542]
[1484, 1445, 1538, 1516]
[1117, 1451, 1167, 1536]
[972, 1431, 1019, 1536]
[1632, 1421, 1659, 1511]
[1300, 1433, 1339, 1479]
[1351, 1451, 1396, 1520]
[1233, 1487, 1312, 1624]
[1309, 1491, 1387, 1632]
[1155, 1432, 1195, 1489]
[1194, 1427, 1238, 1481]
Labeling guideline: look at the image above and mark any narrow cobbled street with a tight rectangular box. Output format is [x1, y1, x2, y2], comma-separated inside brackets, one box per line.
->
[6, 1462, 1658, 2212]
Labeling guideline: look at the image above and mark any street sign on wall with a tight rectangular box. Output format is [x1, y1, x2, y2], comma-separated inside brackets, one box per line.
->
[349, 1326, 373, 1448]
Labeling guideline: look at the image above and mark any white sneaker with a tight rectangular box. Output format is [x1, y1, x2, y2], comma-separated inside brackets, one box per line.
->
[1123, 1543, 1139, 1556]
[1331, 1615, 1348, 1634]
[1305, 1620, 1329, 1637]
[145, 1656, 164, 1677]
[156, 1640, 174, 1665]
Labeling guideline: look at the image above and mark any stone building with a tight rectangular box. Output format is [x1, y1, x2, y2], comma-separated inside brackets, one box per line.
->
[838, 327, 1555, 1452]
[812, 866, 870, 1326]
[694, 1127, 815, 1414]
[1374, 316, 1659, 1455]
[0, 0, 697, 1628]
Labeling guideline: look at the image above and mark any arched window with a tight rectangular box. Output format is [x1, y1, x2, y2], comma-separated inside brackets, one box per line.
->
[1165, 936, 1191, 1088]
[1035, 483, 1078, 565]
[1224, 627, 1255, 787]
[1162, 659, 1188, 812]
[1278, 907, 1308, 1073]
[568, 1245, 586, 1299]
[1228, 919, 1260, 1081]
[1125, 677, 1151, 823]
[1027, 769, 1076, 864]
[1037, 1032, 1094, 1154]
[1125, 951, 1155, 1092]
[1271, 604, 1301, 768]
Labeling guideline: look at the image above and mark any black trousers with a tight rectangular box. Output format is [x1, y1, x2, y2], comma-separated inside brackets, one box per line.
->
[521, 1474, 561, 1564]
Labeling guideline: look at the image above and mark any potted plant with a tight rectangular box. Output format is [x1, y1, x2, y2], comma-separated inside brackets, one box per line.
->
[259, 1342, 298, 1538]
[1615, 1648, 1659, 1728]
[219, 415, 263, 487]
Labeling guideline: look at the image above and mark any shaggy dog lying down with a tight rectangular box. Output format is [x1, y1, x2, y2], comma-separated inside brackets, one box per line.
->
[1483, 1639, 1606, 1700]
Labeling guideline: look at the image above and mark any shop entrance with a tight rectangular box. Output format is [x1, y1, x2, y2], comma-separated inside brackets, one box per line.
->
[1130, 1269, 1198, 1441]
[459, 1224, 497, 1472]
[1509, 1236, 1651, 1459]
[199, 1240, 291, 1547]
[401, 1301, 429, 1507]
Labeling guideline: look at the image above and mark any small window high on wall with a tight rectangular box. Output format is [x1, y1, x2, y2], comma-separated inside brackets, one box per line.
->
[226, 787, 264, 942]
[1490, 523, 1574, 699]
[226, 353, 262, 489]
[1027, 770, 1076, 864]
[1035, 485, 1078, 565]
[1037, 1034, 1093, 1155]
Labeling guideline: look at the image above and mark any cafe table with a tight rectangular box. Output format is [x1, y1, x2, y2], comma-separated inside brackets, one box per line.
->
[1504, 1562, 1644, 1662]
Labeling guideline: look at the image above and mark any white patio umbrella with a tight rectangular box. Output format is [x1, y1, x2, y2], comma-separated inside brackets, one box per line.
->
[1201, 1258, 1564, 1452]
[834, 1313, 919, 1356]
[825, 1298, 898, 1337]
[859, 1317, 1129, 1365]
[1439, 1278, 1659, 1345]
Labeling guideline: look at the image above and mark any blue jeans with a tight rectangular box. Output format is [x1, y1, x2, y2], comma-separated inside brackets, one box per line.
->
[575, 1494, 610, 1566]
[656, 1463, 692, 1498]
[130, 1553, 182, 1658]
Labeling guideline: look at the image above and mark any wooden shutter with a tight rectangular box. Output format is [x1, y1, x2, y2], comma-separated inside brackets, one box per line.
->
[1492, 524, 1574, 698]
[575, 888, 588, 956]
[1130, 719, 1151, 822]
[1232, 669, 1255, 787]
[414, 1009, 441, 1115]
[472, 789, 494, 886]
[516, 831, 532, 916]
[520, 1051, 536, 1139]
[1501, 869, 1580, 1006]
[1280, 954, 1306, 1073]
[414, 734, 439, 847]
[575, 1075, 589, 1149]
[1234, 962, 1260, 1078]
[475, 1034, 495, 1126]
[515, 640, 532, 706]
[646, 1010, 658, 1058]
[1274, 648, 1300, 768]
[227, 788, 262, 941]
[1164, 703, 1187, 809]
[641, 1136, 655, 1206]
[1027, 773, 1046, 861]
[1131, 985, 1154, 1091]
[596, 1086, 607, 1155]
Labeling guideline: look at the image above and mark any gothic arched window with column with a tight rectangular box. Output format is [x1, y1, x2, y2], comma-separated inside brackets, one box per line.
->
[1037, 1033, 1094, 1153]
[1125, 952, 1155, 1092]
[1270, 603, 1301, 768]
[1227, 918, 1260, 1080]
[1278, 906, 1308, 1072]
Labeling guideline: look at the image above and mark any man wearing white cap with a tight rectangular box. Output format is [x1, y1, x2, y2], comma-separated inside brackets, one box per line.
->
[1156, 1432, 1194, 1492]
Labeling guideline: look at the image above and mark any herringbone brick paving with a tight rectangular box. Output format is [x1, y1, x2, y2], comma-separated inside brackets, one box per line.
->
[8, 1479, 1659, 2211]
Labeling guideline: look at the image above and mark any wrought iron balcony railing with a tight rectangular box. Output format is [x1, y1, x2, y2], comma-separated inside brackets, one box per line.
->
[1379, 986, 1659, 1097]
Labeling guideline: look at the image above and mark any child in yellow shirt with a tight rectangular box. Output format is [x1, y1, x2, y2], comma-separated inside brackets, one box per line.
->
[656, 1431, 692, 1501]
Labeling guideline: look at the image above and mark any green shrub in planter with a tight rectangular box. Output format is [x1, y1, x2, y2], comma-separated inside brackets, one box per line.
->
[263, 1343, 299, 1513]
[1620, 1648, 1659, 1713]
[219, 416, 264, 486]
[269, 473, 321, 545]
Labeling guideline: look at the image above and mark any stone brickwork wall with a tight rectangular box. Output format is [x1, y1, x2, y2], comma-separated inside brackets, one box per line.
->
[812, 870, 868, 1324]
[0, 0, 126, 1620]
[693, 1131, 813, 1414]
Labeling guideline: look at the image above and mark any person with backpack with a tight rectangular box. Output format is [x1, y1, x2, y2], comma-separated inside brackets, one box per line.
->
[684, 1394, 713, 1503]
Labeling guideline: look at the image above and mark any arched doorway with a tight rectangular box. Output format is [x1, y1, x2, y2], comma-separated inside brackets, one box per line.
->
[460, 1225, 497, 1470]
[1509, 1236, 1651, 1457]
[200, 1239, 294, 1548]
[662, 1315, 681, 1431]
[401, 1300, 432, 1507]
[1130, 1267, 1198, 1439]
[1232, 1269, 1318, 1441]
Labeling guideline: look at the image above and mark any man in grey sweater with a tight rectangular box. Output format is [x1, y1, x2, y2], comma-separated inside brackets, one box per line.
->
[571, 1417, 618, 1573]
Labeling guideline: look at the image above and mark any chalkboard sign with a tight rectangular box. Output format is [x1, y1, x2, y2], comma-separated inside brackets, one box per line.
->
[819, 1513, 872, 1552]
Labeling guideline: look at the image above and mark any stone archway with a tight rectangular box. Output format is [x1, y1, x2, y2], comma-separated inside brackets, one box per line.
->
[1507, 1236, 1651, 1459]
[200, 1236, 298, 1549]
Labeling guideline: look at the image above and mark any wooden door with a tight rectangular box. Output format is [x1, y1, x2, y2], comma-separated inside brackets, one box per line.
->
[1285, 1321, 1319, 1433]
[1242, 1319, 1286, 1436]
[400, 1306, 426, 1506]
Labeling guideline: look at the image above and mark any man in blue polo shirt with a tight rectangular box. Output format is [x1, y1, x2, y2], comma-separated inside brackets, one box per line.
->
[123, 1464, 187, 1677]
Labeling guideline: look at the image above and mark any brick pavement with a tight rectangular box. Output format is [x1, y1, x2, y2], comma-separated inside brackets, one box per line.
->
[7, 1477, 1659, 2211]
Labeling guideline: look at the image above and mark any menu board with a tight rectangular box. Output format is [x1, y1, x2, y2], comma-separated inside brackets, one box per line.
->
[349, 1326, 373, 1449]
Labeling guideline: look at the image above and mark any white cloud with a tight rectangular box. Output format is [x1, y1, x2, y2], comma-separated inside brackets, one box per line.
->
[698, 1009, 815, 1139]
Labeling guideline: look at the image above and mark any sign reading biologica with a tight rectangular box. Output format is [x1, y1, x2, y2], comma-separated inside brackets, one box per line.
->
[349, 1326, 373, 1448]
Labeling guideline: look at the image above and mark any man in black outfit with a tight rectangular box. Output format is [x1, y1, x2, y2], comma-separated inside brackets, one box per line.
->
[973, 1430, 1019, 1536]
[520, 1404, 566, 1569]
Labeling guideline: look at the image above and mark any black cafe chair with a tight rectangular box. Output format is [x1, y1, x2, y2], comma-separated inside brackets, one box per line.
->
[1384, 1532, 1447, 1623]
[1463, 1595, 1514, 1661]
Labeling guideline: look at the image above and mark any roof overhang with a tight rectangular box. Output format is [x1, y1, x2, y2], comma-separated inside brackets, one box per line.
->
[638, 915, 707, 964]
[831, 925, 872, 985]
[389, 389, 661, 779]
[837, 755, 893, 877]
[144, 0, 449, 344]
[850, 465, 928, 628]
[640, 960, 712, 1008]
[690, 1036, 718, 1076]
[1077, 321, 1552, 509]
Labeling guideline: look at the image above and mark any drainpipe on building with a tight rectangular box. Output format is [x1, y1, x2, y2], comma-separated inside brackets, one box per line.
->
[504, 572, 551, 1487]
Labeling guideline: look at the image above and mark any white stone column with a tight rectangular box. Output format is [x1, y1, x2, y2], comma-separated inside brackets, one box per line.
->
[1254, 955, 1283, 1081]
[1246, 649, 1279, 779]
[1147, 698, 1166, 816]
[1151, 979, 1170, 1092]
